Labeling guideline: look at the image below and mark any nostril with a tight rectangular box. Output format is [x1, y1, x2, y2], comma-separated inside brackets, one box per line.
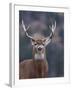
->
[38, 47, 42, 51]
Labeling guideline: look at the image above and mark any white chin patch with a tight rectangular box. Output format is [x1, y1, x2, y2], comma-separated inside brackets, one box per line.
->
[34, 53, 45, 60]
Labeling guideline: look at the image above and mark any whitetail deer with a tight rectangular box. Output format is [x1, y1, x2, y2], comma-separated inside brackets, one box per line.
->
[19, 20, 56, 79]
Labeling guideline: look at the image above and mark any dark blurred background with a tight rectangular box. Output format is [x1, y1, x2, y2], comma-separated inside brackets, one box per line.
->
[19, 11, 64, 77]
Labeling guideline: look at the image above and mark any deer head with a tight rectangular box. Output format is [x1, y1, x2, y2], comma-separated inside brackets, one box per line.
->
[22, 20, 56, 59]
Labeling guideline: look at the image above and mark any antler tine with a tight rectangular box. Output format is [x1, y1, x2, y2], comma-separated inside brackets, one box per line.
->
[22, 20, 26, 32]
[22, 20, 33, 39]
[49, 21, 56, 39]
[49, 21, 56, 33]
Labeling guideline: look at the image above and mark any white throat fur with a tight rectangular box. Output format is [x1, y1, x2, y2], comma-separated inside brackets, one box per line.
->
[34, 53, 45, 60]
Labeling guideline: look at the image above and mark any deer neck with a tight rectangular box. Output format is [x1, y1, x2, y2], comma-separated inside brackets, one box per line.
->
[33, 48, 46, 61]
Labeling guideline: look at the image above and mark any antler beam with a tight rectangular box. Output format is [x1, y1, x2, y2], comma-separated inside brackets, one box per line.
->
[22, 20, 33, 39]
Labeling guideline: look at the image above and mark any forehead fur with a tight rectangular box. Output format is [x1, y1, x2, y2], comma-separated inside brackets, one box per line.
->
[37, 40, 43, 44]
[32, 33, 45, 40]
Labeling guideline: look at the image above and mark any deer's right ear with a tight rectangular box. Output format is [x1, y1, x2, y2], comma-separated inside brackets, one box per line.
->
[31, 39, 35, 45]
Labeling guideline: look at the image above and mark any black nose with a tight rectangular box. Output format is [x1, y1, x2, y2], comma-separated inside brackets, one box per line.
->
[38, 47, 42, 51]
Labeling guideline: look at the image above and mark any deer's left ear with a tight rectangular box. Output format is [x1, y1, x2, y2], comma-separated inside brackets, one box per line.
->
[45, 38, 51, 46]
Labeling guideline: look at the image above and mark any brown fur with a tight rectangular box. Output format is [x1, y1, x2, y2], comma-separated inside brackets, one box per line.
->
[19, 59, 48, 79]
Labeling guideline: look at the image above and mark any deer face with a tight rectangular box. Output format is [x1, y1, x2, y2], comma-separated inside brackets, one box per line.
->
[31, 38, 46, 54]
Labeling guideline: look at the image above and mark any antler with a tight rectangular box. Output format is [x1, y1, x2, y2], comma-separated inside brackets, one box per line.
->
[49, 21, 56, 39]
[45, 21, 56, 41]
[44, 21, 56, 45]
[22, 20, 56, 42]
[22, 20, 33, 39]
